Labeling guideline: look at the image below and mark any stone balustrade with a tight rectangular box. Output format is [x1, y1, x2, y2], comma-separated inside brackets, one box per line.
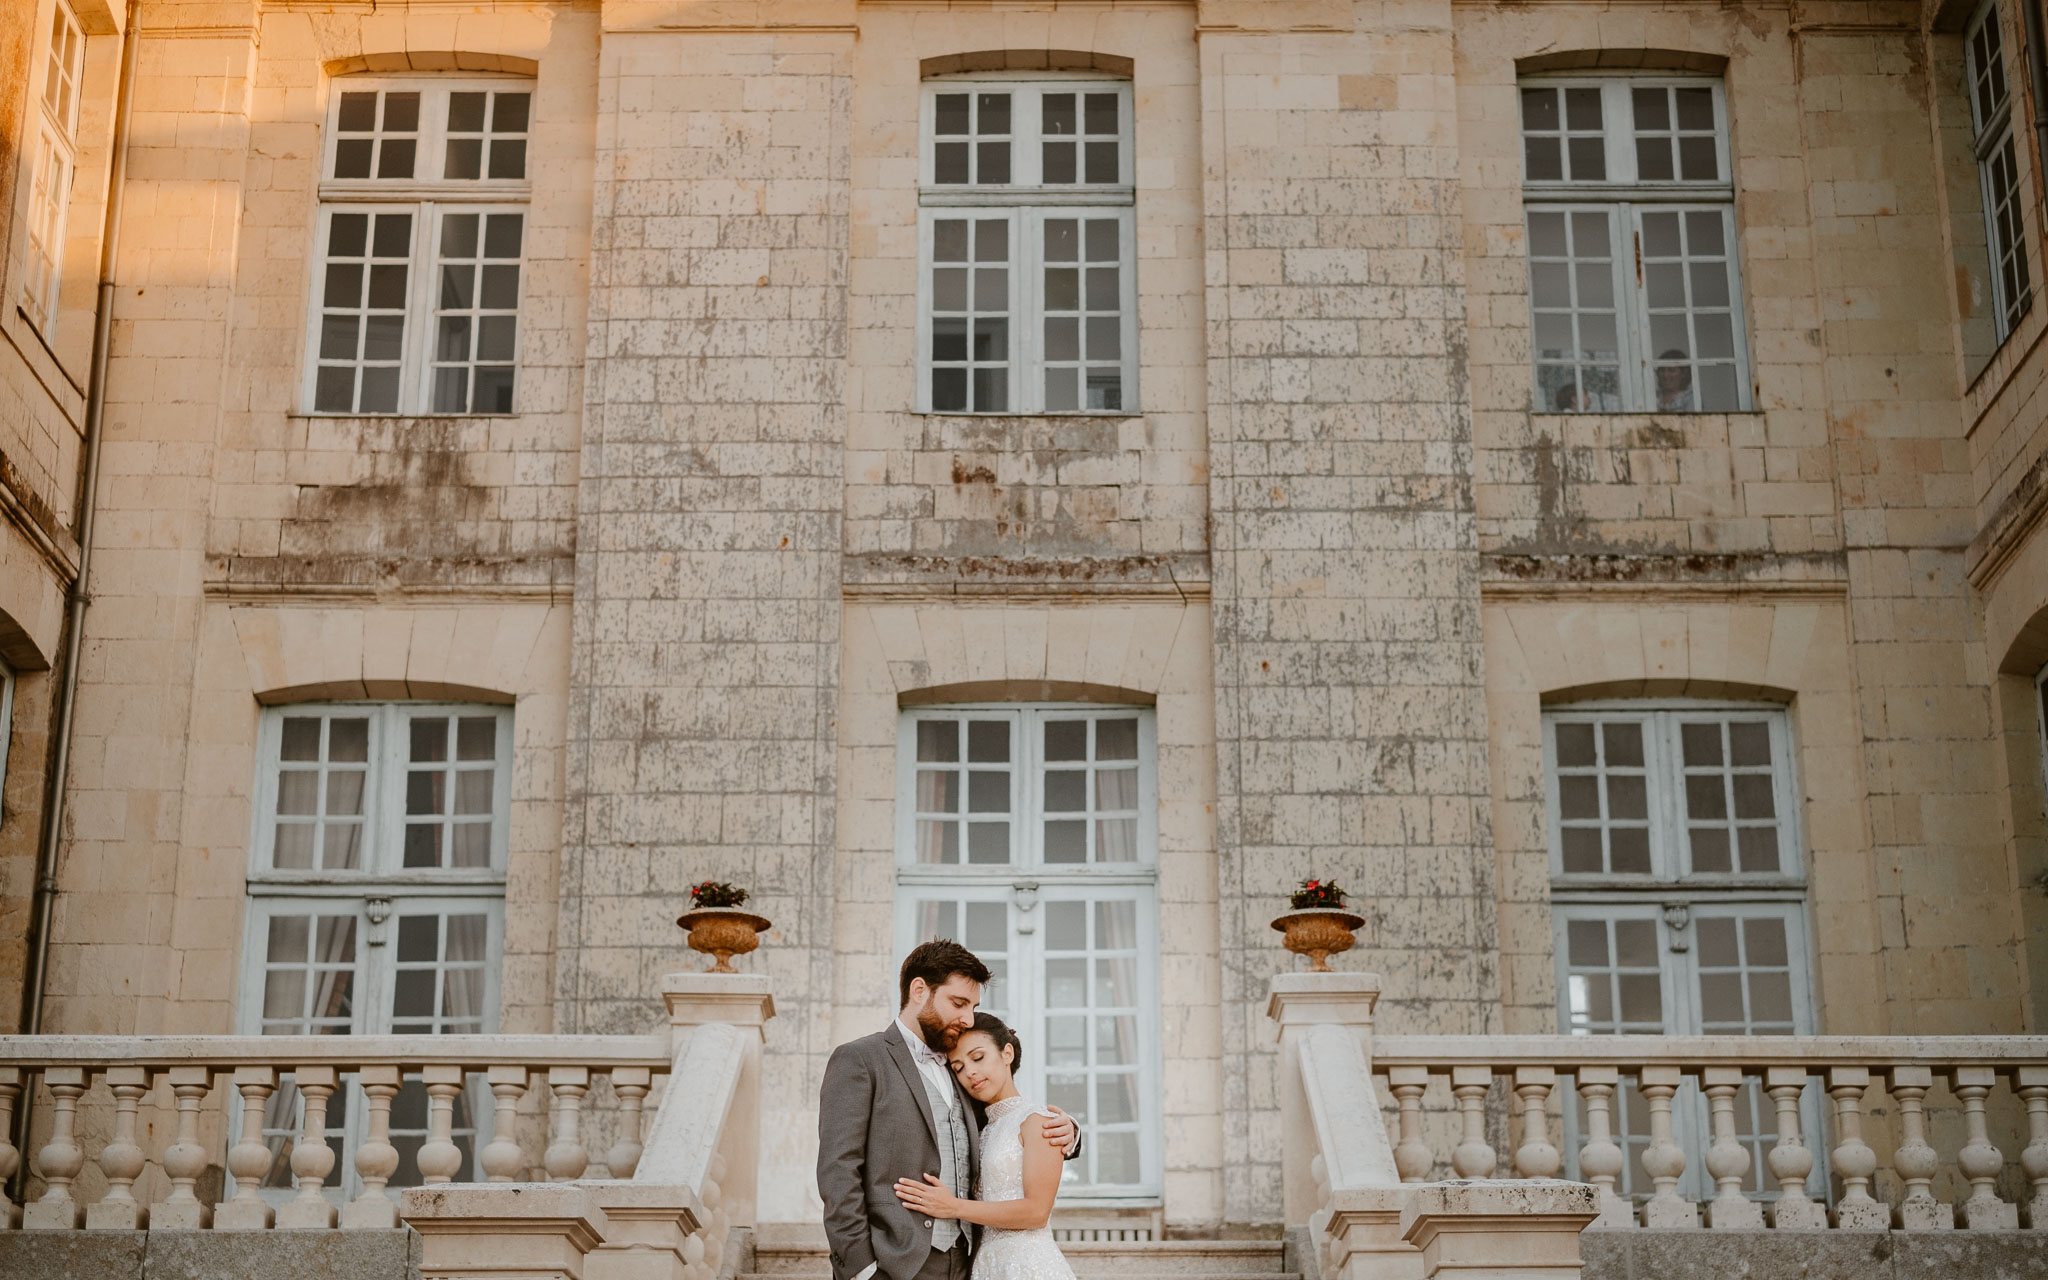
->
[0, 971, 773, 1280]
[0, 1033, 671, 1232]
[1370, 1035, 2048, 1232]
[1270, 971, 2048, 1280]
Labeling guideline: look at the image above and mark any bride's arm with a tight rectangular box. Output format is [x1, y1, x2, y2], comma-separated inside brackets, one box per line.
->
[893, 1117, 1062, 1230]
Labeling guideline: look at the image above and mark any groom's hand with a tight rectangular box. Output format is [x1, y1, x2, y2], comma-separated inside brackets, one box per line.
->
[1043, 1107, 1080, 1157]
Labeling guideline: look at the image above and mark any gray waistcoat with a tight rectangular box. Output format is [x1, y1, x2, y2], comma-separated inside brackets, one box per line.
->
[919, 1069, 972, 1253]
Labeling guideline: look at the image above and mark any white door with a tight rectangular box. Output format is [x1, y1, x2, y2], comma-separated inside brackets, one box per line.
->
[896, 705, 1161, 1198]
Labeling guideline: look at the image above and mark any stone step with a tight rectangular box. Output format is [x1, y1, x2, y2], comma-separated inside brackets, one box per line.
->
[744, 1271, 1300, 1280]
[748, 1241, 1290, 1278]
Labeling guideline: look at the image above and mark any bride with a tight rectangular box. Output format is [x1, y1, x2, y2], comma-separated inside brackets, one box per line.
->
[893, 1012, 1077, 1280]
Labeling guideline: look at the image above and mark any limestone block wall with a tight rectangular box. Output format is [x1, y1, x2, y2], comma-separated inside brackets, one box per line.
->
[553, 11, 850, 1208]
[46, 0, 264, 1034]
[1796, 18, 2017, 1035]
[1202, 0, 1498, 1225]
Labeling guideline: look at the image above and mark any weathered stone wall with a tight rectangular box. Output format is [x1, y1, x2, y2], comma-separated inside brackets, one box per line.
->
[1203, 0, 1499, 1225]
[552, 12, 851, 1219]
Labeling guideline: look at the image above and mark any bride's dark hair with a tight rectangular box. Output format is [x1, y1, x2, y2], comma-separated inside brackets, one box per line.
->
[964, 1011, 1023, 1066]
[957, 1012, 1024, 1127]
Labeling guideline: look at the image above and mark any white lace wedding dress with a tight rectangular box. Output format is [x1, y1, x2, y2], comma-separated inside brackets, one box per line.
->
[972, 1096, 1077, 1280]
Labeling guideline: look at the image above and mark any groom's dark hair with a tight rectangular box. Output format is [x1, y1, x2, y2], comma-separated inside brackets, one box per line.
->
[900, 939, 991, 1007]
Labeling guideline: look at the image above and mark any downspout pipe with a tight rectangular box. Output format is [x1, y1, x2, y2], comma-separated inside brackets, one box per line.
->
[11, 0, 141, 1191]
[2025, 0, 2048, 194]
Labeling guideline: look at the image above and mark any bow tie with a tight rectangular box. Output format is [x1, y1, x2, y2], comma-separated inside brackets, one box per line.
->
[911, 1040, 948, 1066]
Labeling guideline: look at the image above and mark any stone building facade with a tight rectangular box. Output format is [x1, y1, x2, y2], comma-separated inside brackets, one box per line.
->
[4, 0, 2048, 1235]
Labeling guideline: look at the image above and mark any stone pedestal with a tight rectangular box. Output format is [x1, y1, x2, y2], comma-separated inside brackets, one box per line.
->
[656, 972, 774, 1229]
[1268, 973, 1384, 1226]
[1399, 1182, 1599, 1280]
[582, 1183, 704, 1280]
[403, 1184, 608, 1280]
[661, 973, 775, 1055]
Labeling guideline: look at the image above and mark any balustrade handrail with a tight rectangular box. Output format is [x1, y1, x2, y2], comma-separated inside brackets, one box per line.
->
[0, 1033, 673, 1070]
[1372, 1034, 2048, 1070]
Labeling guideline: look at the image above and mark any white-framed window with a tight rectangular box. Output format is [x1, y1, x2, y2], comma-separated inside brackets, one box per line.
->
[240, 703, 512, 1195]
[917, 79, 1137, 414]
[21, 0, 84, 331]
[1967, 0, 2034, 338]
[1519, 78, 1752, 413]
[1545, 708, 1802, 884]
[1544, 703, 1820, 1206]
[304, 80, 532, 415]
[895, 705, 1161, 1198]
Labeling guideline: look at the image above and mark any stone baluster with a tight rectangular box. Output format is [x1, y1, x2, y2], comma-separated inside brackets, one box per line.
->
[279, 1068, 341, 1229]
[1574, 1067, 1631, 1228]
[1700, 1068, 1762, 1228]
[608, 1067, 653, 1177]
[703, 1152, 729, 1275]
[482, 1064, 532, 1181]
[0, 1066, 21, 1228]
[1885, 1066, 1952, 1230]
[1387, 1067, 1433, 1182]
[1449, 1066, 1496, 1178]
[1512, 1066, 1560, 1179]
[546, 1066, 592, 1180]
[1826, 1067, 1886, 1229]
[1637, 1066, 1695, 1228]
[87, 1067, 152, 1229]
[23, 1067, 87, 1229]
[218, 1066, 279, 1229]
[2019, 1067, 2048, 1230]
[1949, 1066, 2019, 1229]
[1762, 1068, 1823, 1228]
[154, 1066, 215, 1228]
[418, 1065, 467, 1184]
[345, 1065, 403, 1228]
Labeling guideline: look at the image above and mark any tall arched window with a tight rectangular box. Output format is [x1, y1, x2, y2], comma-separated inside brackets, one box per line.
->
[1544, 701, 1820, 1206]
[895, 703, 1160, 1197]
[239, 702, 513, 1194]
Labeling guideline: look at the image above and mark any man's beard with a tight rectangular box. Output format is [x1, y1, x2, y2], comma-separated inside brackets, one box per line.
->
[915, 996, 956, 1053]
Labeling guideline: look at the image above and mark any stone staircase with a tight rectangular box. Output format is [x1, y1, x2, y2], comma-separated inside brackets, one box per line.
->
[743, 1227, 1299, 1280]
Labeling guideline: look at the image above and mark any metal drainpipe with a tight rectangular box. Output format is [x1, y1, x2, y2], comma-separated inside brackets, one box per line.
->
[10, 0, 141, 1198]
[2026, 0, 2048, 196]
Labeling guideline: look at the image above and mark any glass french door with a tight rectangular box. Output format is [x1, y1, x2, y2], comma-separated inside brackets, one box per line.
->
[1555, 899, 1824, 1203]
[896, 706, 1161, 1198]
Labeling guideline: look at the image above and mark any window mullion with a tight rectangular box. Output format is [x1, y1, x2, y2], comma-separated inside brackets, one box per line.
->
[1016, 208, 1035, 415]
[407, 202, 434, 415]
[1015, 86, 1039, 186]
[1622, 203, 1649, 411]
[1606, 81, 1633, 184]
[1651, 711, 1679, 881]
[376, 705, 404, 877]
[1018, 708, 1037, 870]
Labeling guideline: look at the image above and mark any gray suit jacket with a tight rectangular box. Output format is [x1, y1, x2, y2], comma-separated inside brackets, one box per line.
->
[817, 1025, 983, 1280]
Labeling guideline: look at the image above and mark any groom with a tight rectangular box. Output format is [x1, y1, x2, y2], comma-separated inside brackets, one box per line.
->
[817, 940, 1080, 1280]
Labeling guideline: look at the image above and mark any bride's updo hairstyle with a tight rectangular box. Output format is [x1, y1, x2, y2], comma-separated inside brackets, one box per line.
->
[966, 1011, 1023, 1067]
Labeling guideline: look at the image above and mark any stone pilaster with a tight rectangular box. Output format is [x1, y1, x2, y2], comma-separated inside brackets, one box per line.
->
[1201, 0, 1500, 1222]
[558, 0, 852, 1215]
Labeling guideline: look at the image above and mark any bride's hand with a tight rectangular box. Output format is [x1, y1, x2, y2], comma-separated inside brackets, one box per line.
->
[894, 1174, 962, 1219]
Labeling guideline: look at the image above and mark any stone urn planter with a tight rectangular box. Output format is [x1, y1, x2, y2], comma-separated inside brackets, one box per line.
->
[1271, 908, 1364, 972]
[676, 909, 772, 973]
